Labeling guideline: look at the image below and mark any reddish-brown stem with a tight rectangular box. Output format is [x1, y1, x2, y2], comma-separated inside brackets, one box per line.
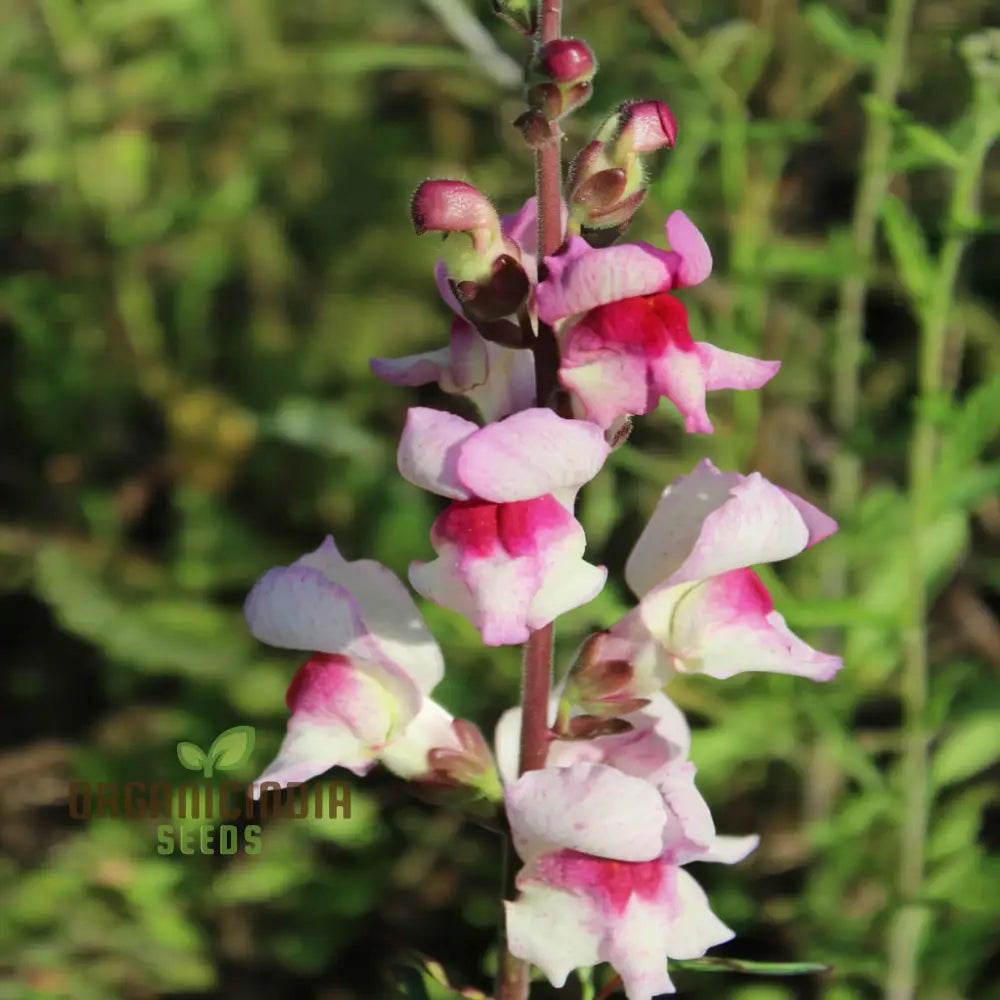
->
[497, 2, 565, 999]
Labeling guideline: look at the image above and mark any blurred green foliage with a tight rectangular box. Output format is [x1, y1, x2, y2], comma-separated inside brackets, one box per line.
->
[1, 1, 999, 999]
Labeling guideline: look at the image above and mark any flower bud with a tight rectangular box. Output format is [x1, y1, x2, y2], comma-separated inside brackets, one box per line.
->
[563, 632, 650, 717]
[411, 179, 502, 256]
[611, 99, 678, 154]
[538, 38, 596, 86]
[426, 719, 503, 801]
[525, 39, 596, 121]
[567, 100, 677, 237]
[514, 107, 556, 150]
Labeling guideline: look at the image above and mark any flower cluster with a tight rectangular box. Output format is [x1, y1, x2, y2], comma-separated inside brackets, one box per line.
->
[243, 97, 841, 999]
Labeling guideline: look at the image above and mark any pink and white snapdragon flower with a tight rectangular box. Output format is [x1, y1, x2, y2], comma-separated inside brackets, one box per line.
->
[243, 536, 461, 788]
[536, 211, 780, 432]
[397, 406, 609, 645]
[496, 696, 757, 999]
[578, 459, 843, 702]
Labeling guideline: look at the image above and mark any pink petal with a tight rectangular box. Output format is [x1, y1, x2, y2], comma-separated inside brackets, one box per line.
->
[369, 348, 451, 387]
[506, 763, 669, 863]
[779, 487, 839, 546]
[647, 341, 714, 434]
[643, 569, 844, 681]
[252, 654, 420, 791]
[696, 834, 759, 864]
[457, 409, 610, 501]
[536, 236, 676, 324]
[559, 348, 654, 429]
[695, 343, 781, 392]
[664, 210, 713, 287]
[397, 407, 477, 500]
[379, 697, 461, 780]
[445, 319, 488, 391]
[244, 564, 365, 654]
[504, 885, 601, 990]
[625, 459, 826, 596]
[296, 537, 445, 692]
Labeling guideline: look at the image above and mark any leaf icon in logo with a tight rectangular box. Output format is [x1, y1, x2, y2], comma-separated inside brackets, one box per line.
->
[177, 741, 208, 773]
[207, 725, 256, 775]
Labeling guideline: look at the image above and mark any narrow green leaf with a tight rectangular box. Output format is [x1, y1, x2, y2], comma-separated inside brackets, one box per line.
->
[805, 6, 883, 64]
[176, 741, 208, 772]
[207, 725, 256, 772]
[672, 957, 832, 976]
[880, 194, 933, 307]
[931, 714, 1000, 789]
[900, 122, 963, 168]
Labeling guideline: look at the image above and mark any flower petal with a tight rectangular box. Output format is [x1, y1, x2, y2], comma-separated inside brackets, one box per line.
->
[537, 237, 676, 324]
[504, 884, 601, 990]
[695, 342, 781, 392]
[369, 347, 451, 387]
[380, 697, 461, 780]
[625, 459, 826, 596]
[295, 537, 445, 692]
[506, 762, 668, 863]
[397, 407, 477, 500]
[457, 409, 610, 501]
[252, 654, 419, 791]
[244, 564, 366, 654]
[651, 568, 843, 681]
[664, 210, 713, 287]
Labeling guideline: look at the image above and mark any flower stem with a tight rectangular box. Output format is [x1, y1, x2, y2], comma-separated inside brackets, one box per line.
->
[497, 4, 566, 999]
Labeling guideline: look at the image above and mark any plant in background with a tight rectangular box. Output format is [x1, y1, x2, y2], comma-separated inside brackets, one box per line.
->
[242, 2, 843, 997]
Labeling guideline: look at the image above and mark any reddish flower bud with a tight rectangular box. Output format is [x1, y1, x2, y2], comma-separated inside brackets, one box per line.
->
[410, 179, 501, 255]
[537, 38, 596, 86]
[615, 100, 678, 152]
[514, 107, 556, 149]
[426, 720, 502, 801]
[571, 167, 628, 212]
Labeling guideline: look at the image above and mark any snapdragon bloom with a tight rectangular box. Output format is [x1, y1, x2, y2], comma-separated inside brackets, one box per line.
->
[243, 537, 460, 787]
[583, 459, 842, 696]
[536, 211, 780, 431]
[398, 406, 609, 645]
[371, 196, 557, 421]
[495, 697, 757, 998]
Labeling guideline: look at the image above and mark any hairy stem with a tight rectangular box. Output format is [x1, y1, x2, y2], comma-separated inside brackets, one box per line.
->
[498, 3, 565, 998]
[886, 115, 996, 1000]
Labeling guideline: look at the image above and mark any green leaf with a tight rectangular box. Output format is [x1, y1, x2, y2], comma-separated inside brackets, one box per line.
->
[805, 6, 883, 64]
[176, 741, 207, 772]
[881, 194, 933, 307]
[672, 957, 832, 976]
[900, 122, 963, 168]
[931, 713, 1000, 789]
[207, 725, 256, 772]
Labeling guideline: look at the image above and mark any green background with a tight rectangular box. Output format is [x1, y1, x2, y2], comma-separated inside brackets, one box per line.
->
[1, 1, 999, 998]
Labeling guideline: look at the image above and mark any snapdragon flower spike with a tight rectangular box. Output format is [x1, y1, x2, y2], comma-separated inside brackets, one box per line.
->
[588, 460, 843, 691]
[397, 407, 609, 645]
[371, 316, 535, 422]
[537, 211, 780, 431]
[502, 758, 757, 1000]
[244, 537, 461, 787]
